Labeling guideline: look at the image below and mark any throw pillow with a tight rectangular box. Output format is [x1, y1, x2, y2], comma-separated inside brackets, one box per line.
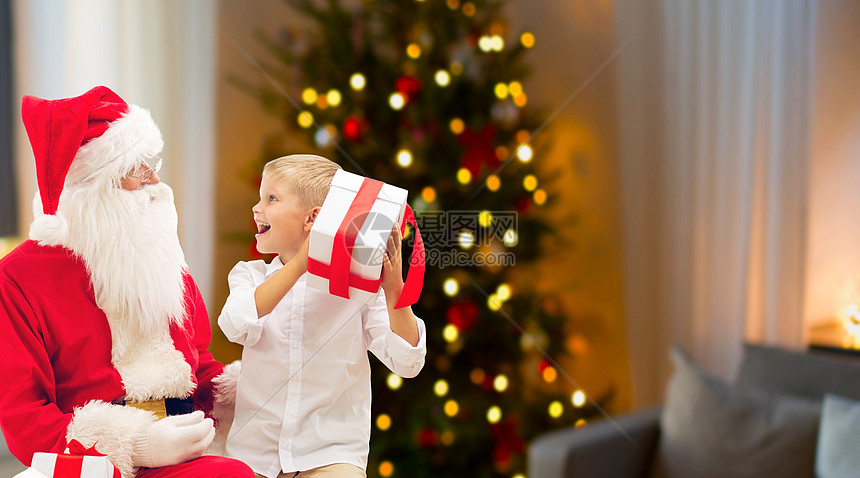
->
[815, 394, 860, 478]
[737, 343, 860, 401]
[649, 346, 821, 478]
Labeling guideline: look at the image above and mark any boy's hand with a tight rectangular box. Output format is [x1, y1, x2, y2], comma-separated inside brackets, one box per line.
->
[381, 223, 420, 346]
[381, 224, 404, 301]
[292, 235, 310, 272]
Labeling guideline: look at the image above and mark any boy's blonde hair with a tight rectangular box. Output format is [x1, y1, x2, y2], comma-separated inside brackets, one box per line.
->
[263, 154, 342, 208]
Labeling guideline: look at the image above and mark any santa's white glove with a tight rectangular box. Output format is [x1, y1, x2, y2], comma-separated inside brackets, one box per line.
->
[131, 411, 215, 468]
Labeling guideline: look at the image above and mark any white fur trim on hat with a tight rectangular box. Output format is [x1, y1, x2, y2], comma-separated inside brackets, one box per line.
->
[207, 360, 241, 456]
[66, 104, 164, 188]
[29, 104, 163, 245]
[66, 400, 158, 478]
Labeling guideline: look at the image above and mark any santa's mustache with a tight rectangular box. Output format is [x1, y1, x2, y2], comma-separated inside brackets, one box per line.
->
[124, 181, 174, 206]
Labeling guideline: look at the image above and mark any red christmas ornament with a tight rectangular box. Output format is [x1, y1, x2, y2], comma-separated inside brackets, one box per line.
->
[515, 196, 533, 213]
[493, 447, 511, 469]
[395, 75, 422, 101]
[447, 301, 479, 331]
[490, 415, 525, 467]
[343, 117, 363, 142]
[538, 359, 552, 374]
[417, 426, 437, 448]
[458, 124, 499, 177]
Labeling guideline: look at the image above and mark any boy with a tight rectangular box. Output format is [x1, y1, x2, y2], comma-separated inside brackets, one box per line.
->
[218, 154, 426, 478]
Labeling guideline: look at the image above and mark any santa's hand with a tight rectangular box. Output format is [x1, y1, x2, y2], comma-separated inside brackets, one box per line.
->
[132, 410, 215, 468]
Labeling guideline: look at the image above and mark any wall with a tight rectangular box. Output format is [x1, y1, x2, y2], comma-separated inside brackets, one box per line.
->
[10, 0, 217, 306]
[505, 0, 631, 411]
[804, 0, 860, 331]
[212, 0, 302, 361]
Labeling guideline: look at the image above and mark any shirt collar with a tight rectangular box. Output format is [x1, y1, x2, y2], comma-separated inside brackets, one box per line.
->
[265, 256, 307, 282]
[265, 256, 284, 278]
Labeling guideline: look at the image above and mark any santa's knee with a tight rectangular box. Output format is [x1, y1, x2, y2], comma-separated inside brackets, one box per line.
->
[194, 456, 255, 477]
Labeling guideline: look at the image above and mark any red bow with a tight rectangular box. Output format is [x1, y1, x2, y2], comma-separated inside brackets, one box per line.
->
[53, 439, 121, 478]
[67, 440, 104, 457]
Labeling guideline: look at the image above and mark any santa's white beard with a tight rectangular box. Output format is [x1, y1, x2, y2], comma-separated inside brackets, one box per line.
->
[52, 182, 196, 400]
[58, 182, 188, 350]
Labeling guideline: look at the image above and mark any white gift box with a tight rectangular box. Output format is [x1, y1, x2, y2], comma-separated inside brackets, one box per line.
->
[29, 451, 119, 478]
[308, 169, 408, 303]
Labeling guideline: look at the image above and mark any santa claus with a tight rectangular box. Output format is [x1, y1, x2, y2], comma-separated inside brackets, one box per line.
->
[0, 86, 250, 477]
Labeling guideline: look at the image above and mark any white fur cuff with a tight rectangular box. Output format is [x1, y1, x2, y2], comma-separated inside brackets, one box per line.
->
[207, 360, 240, 456]
[66, 400, 157, 478]
[212, 361, 241, 408]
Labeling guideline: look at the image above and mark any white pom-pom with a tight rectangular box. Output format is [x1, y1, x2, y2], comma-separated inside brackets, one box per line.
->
[29, 214, 69, 246]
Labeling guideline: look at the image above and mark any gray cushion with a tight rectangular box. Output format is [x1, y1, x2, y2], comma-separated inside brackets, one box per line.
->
[816, 394, 860, 478]
[737, 343, 860, 401]
[649, 347, 820, 478]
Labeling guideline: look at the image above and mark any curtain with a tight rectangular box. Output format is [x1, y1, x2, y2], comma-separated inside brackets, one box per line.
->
[11, 0, 217, 305]
[616, 0, 816, 407]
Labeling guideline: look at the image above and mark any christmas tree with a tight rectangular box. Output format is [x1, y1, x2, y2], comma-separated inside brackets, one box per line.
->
[237, 0, 607, 476]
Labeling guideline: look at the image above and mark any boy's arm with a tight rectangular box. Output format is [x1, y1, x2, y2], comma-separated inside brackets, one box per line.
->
[254, 237, 308, 318]
[217, 261, 268, 346]
[363, 295, 427, 379]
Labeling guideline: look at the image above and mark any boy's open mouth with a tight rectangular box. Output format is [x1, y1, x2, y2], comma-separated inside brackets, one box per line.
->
[256, 222, 271, 234]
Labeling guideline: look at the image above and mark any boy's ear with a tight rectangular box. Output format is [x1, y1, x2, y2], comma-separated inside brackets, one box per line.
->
[303, 206, 321, 231]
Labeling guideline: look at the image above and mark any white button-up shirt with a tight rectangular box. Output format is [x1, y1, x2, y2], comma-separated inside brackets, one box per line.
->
[218, 258, 426, 477]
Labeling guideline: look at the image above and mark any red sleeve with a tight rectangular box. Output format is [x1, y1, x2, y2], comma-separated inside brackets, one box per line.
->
[0, 277, 71, 465]
[184, 276, 224, 414]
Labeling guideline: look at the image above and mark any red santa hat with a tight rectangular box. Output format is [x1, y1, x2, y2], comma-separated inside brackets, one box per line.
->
[22, 86, 164, 244]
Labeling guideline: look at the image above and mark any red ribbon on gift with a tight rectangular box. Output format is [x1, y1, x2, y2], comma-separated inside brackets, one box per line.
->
[395, 205, 424, 309]
[329, 177, 384, 299]
[307, 177, 425, 309]
[53, 440, 121, 478]
[306, 260, 382, 295]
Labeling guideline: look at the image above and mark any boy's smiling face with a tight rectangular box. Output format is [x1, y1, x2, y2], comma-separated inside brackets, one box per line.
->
[253, 174, 314, 260]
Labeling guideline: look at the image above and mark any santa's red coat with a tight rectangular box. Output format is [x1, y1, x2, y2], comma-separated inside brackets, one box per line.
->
[0, 240, 223, 467]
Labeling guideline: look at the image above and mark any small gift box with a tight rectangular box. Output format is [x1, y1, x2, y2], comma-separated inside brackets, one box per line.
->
[308, 169, 424, 308]
[29, 440, 120, 478]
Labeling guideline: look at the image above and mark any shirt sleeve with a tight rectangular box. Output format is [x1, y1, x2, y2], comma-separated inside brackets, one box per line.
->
[362, 293, 426, 379]
[218, 261, 270, 347]
[0, 277, 72, 464]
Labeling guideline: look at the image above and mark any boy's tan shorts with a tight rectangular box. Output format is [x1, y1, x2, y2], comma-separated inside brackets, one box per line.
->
[255, 463, 366, 478]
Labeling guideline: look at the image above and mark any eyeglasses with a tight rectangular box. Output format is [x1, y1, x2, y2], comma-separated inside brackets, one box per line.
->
[127, 157, 163, 184]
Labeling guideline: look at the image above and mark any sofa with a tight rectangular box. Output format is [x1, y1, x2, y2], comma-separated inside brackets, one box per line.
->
[0, 430, 26, 476]
[528, 343, 860, 478]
